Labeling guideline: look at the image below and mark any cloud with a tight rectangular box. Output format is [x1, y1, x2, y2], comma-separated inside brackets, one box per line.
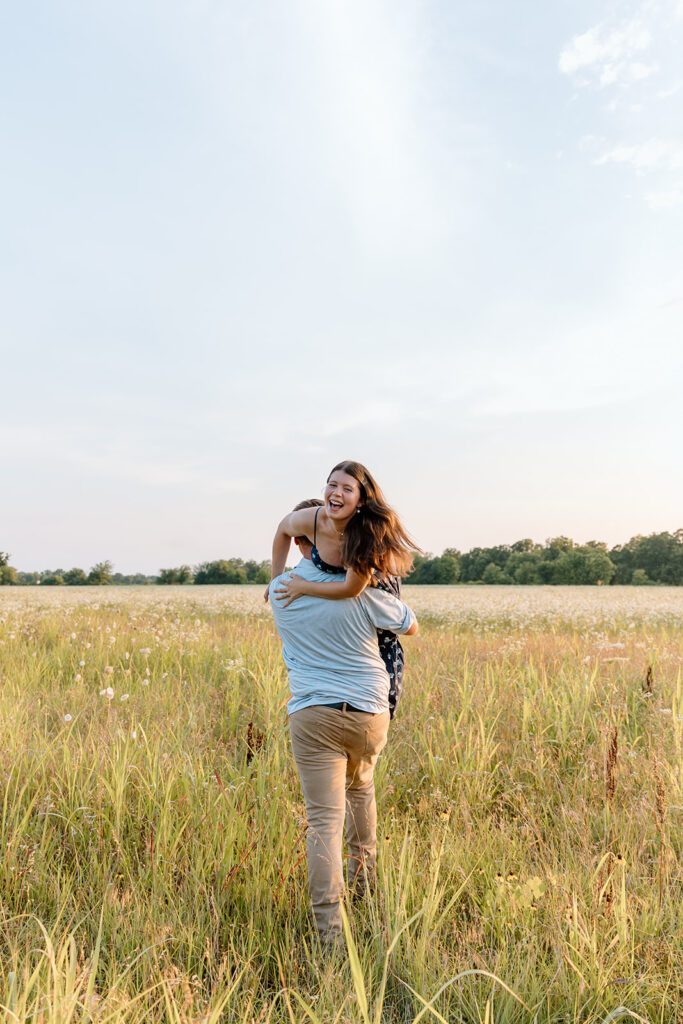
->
[559, 19, 653, 86]
[657, 80, 683, 97]
[600, 60, 657, 85]
[645, 186, 683, 209]
[595, 138, 683, 171]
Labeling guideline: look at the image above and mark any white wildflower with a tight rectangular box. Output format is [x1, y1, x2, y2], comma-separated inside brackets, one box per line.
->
[64, 713, 73, 722]
[120, 693, 129, 702]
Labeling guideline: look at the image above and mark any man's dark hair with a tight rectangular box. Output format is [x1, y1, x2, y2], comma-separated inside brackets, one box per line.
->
[292, 498, 323, 544]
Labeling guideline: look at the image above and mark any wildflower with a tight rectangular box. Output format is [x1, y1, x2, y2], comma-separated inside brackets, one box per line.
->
[104, 666, 114, 675]
[75, 673, 82, 683]
[64, 713, 73, 722]
[100, 687, 115, 700]
[131, 730, 137, 740]
[124, 652, 129, 660]
[139, 648, 151, 655]
[120, 693, 129, 702]
[142, 678, 150, 686]
[70, 632, 77, 640]
[79, 659, 85, 667]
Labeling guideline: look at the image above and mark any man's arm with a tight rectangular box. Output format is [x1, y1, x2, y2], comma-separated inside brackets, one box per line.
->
[362, 587, 418, 636]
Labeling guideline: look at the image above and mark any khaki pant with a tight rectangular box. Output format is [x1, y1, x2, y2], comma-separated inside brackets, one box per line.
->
[289, 704, 390, 943]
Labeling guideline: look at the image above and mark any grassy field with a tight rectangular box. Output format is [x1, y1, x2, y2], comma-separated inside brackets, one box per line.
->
[0, 586, 681, 1023]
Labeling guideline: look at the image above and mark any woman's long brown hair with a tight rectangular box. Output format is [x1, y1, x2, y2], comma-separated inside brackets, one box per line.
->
[327, 461, 420, 580]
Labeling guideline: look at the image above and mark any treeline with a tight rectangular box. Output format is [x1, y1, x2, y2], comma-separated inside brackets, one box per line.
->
[2, 531, 683, 586]
[406, 531, 683, 586]
[0, 554, 271, 587]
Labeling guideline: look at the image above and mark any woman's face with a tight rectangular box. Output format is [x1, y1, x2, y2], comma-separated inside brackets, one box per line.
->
[324, 470, 362, 523]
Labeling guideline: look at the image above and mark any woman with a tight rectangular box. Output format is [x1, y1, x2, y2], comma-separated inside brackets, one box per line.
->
[268, 460, 420, 717]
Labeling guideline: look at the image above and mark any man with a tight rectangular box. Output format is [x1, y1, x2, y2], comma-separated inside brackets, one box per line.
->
[269, 500, 418, 948]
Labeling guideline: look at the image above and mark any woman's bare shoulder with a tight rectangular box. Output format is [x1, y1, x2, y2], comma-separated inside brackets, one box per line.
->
[281, 505, 318, 533]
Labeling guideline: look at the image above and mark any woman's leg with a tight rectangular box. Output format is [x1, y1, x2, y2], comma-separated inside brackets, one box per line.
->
[344, 710, 390, 896]
[289, 707, 347, 942]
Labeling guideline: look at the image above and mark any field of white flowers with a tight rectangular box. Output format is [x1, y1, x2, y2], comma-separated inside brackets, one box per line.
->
[4, 583, 683, 623]
[0, 586, 680, 1023]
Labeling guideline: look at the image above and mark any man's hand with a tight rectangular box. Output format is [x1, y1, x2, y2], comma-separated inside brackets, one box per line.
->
[273, 573, 307, 607]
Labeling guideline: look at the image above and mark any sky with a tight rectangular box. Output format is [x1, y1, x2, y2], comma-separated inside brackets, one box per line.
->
[2, 0, 682, 574]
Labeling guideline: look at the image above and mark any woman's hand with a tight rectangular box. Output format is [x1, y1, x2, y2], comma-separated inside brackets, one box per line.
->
[263, 583, 271, 603]
[273, 573, 308, 607]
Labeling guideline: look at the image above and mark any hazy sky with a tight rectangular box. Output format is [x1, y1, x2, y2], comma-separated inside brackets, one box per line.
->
[3, 0, 682, 573]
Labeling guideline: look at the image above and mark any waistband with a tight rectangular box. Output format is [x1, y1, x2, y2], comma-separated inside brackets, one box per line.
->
[319, 701, 367, 713]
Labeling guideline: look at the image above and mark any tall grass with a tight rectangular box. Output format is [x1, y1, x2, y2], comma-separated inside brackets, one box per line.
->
[0, 588, 680, 1022]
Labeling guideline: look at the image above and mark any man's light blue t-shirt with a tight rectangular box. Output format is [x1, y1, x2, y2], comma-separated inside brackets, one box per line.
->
[269, 558, 416, 716]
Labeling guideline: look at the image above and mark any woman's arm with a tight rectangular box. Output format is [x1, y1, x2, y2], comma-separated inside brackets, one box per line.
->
[264, 508, 316, 602]
[274, 569, 368, 607]
[270, 508, 316, 577]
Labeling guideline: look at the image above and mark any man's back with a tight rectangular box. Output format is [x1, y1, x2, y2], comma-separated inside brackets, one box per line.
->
[269, 557, 415, 715]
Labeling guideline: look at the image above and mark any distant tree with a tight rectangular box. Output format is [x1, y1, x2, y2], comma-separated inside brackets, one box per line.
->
[407, 551, 460, 584]
[482, 562, 511, 584]
[506, 550, 542, 585]
[63, 568, 88, 585]
[194, 559, 248, 584]
[17, 571, 40, 585]
[88, 561, 113, 585]
[41, 572, 65, 586]
[460, 546, 511, 582]
[111, 573, 155, 585]
[404, 553, 430, 583]
[0, 552, 9, 566]
[628, 532, 683, 585]
[631, 568, 651, 585]
[510, 539, 538, 554]
[158, 565, 194, 585]
[243, 560, 271, 584]
[544, 537, 575, 560]
[548, 547, 616, 585]
[0, 562, 17, 585]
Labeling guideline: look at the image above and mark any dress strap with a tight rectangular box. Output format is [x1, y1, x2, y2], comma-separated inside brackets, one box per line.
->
[313, 506, 320, 547]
